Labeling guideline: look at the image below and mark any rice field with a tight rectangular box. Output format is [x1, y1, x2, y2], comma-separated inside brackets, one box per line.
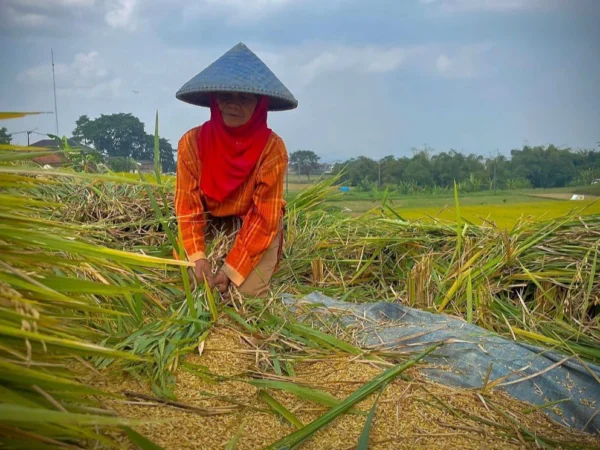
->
[1, 115, 599, 449]
[301, 184, 600, 228]
[399, 199, 600, 228]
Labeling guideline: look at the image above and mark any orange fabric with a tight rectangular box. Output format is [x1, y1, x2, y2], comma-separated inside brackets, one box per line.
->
[175, 126, 287, 286]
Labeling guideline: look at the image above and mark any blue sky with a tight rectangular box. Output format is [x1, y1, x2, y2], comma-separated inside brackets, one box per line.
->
[1, 0, 599, 162]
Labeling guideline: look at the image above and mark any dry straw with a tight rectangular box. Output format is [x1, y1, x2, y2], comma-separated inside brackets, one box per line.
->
[1, 111, 598, 449]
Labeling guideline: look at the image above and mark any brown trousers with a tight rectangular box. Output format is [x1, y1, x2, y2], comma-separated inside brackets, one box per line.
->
[206, 216, 283, 298]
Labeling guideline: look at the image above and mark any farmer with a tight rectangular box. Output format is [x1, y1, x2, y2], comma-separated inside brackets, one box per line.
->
[174, 43, 297, 297]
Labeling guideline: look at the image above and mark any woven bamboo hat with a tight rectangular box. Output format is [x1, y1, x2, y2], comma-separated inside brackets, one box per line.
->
[176, 42, 297, 111]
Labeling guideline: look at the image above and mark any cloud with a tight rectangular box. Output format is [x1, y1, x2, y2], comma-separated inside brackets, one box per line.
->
[204, 0, 295, 12]
[15, 0, 95, 7]
[436, 54, 452, 73]
[420, 0, 544, 13]
[0, 0, 138, 32]
[104, 0, 137, 30]
[1, 0, 347, 33]
[0, 0, 98, 35]
[18, 51, 122, 99]
[4, 10, 49, 27]
[301, 47, 410, 81]
[254, 42, 492, 86]
[434, 43, 493, 78]
[0, 0, 96, 24]
[179, 0, 342, 24]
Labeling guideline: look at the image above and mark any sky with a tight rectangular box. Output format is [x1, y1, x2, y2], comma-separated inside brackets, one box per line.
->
[1, 0, 599, 162]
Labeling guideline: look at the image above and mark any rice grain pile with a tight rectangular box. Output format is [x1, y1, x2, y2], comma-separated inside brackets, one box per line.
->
[87, 326, 598, 450]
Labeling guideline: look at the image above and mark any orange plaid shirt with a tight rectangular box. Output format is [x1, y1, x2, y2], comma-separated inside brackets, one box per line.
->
[175, 126, 287, 286]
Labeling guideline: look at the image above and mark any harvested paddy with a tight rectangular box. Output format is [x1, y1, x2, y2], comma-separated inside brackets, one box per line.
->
[2, 149, 599, 448]
[87, 326, 599, 450]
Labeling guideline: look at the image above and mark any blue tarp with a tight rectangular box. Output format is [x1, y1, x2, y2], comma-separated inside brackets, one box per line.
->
[285, 292, 600, 433]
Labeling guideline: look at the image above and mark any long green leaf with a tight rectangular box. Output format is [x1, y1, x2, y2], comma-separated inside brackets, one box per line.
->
[581, 244, 597, 324]
[357, 386, 384, 450]
[0, 404, 134, 426]
[248, 380, 344, 409]
[0, 225, 191, 267]
[0, 325, 148, 360]
[262, 343, 441, 449]
[41, 276, 144, 295]
[153, 111, 162, 185]
[204, 278, 219, 322]
[225, 419, 247, 450]
[0, 165, 160, 185]
[123, 426, 166, 450]
[466, 272, 473, 324]
[259, 390, 304, 429]
[453, 181, 462, 255]
[285, 323, 362, 355]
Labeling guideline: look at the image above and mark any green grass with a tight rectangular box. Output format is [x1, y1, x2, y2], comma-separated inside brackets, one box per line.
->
[575, 184, 600, 196]
[285, 173, 319, 186]
[318, 191, 550, 215]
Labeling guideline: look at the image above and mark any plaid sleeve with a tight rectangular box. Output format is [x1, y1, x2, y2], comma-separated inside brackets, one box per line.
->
[175, 127, 207, 263]
[223, 136, 287, 286]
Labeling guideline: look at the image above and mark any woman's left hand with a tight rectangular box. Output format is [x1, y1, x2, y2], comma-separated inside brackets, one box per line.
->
[213, 269, 230, 294]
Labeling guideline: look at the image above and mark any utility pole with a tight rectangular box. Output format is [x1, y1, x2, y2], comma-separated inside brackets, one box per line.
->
[493, 149, 499, 194]
[51, 49, 59, 136]
[378, 160, 381, 188]
[11, 128, 39, 146]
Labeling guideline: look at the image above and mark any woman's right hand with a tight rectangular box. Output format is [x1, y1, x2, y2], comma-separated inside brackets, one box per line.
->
[194, 259, 215, 288]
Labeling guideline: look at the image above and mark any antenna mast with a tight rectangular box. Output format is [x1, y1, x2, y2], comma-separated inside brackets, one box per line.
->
[51, 48, 59, 136]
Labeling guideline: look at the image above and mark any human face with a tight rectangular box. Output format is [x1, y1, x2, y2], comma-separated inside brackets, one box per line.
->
[215, 92, 259, 127]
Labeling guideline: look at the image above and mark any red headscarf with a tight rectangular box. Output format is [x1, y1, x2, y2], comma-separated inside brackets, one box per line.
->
[198, 94, 272, 202]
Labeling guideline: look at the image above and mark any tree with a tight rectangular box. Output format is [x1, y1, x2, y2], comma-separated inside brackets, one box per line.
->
[159, 138, 176, 173]
[72, 113, 175, 172]
[290, 150, 320, 179]
[349, 157, 378, 186]
[144, 134, 176, 173]
[404, 159, 433, 187]
[404, 150, 433, 187]
[510, 145, 577, 188]
[72, 115, 92, 146]
[332, 144, 600, 191]
[0, 127, 12, 145]
[379, 155, 406, 186]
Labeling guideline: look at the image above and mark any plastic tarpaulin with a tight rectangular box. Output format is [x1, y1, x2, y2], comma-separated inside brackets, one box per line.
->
[285, 292, 600, 433]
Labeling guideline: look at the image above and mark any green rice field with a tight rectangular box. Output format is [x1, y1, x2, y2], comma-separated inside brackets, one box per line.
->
[400, 199, 600, 228]
[285, 179, 600, 227]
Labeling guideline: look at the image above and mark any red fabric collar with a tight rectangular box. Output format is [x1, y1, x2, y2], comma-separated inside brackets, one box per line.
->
[198, 95, 272, 202]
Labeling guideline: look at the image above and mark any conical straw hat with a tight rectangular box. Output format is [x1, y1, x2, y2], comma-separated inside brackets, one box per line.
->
[176, 42, 298, 111]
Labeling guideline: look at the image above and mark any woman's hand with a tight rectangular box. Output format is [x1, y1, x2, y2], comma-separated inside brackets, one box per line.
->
[194, 259, 215, 288]
[213, 269, 231, 294]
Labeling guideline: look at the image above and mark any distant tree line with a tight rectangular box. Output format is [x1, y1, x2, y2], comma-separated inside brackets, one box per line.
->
[72, 113, 176, 172]
[332, 145, 600, 193]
